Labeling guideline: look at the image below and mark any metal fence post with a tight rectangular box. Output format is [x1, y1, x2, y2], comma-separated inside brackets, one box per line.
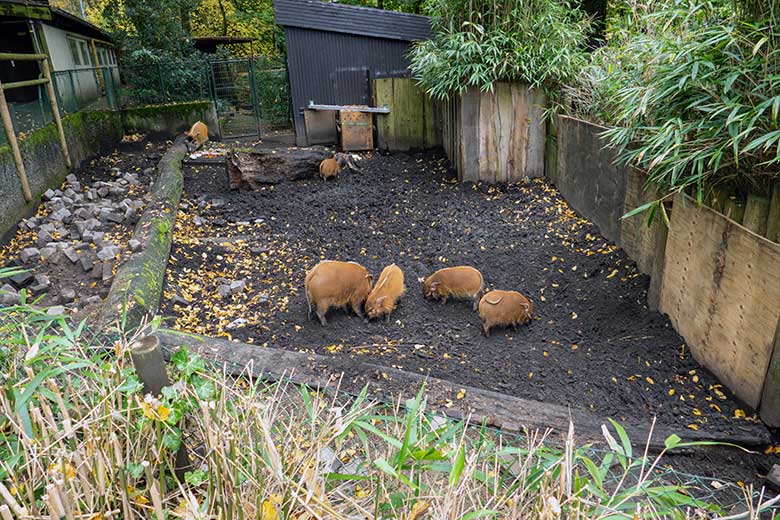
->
[248, 57, 261, 138]
[158, 63, 166, 103]
[68, 70, 78, 112]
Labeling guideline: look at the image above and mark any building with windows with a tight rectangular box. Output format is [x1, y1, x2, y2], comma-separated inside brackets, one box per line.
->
[0, 0, 117, 112]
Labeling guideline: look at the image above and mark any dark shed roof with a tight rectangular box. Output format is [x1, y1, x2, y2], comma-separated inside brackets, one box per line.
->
[274, 0, 431, 42]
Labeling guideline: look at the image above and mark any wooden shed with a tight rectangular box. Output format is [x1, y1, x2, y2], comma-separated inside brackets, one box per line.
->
[273, 0, 431, 146]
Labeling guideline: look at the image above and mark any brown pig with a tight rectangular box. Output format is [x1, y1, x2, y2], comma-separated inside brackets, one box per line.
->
[478, 290, 533, 336]
[319, 157, 339, 180]
[365, 264, 405, 322]
[422, 266, 483, 310]
[305, 260, 373, 325]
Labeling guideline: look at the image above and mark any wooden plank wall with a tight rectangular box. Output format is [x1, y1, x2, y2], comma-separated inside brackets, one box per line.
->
[660, 194, 780, 410]
[373, 77, 440, 151]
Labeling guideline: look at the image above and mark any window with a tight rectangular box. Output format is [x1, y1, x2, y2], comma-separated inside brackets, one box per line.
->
[79, 41, 91, 65]
[68, 38, 82, 66]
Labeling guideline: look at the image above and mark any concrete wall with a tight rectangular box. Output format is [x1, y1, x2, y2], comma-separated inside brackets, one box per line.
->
[0, 110, 123, 240]
[440, 83, 545, 183]
[122, 101, 220, 138]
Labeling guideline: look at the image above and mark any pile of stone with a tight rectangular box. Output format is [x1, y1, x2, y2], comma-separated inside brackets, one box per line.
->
[3, 170, 147, 308]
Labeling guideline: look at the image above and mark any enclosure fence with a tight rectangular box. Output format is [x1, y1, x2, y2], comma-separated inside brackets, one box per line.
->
[0, 57, 292, 145]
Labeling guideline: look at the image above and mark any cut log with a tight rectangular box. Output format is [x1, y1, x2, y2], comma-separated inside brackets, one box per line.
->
[767, 182, 780, 243]
[743, 194, 770, 236]
[227, 148, 330, 189]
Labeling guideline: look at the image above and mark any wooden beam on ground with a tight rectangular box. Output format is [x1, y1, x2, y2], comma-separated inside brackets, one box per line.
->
[157, 330, 771, 450]
[0, 80, 32, 202]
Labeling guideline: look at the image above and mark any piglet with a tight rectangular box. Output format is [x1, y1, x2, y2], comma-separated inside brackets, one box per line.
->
[422, 266, 483, 310]
[365, 263, 405, 322]
[478, 290, 533, 336]
[305, 260, 373, 325]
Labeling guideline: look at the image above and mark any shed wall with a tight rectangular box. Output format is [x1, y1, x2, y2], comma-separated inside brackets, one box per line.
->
[284, 26, 414, 146]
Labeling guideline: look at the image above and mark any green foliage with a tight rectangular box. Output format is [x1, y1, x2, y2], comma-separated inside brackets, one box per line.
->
[568, 0, 780, 209]
[409, 0, 591, 99]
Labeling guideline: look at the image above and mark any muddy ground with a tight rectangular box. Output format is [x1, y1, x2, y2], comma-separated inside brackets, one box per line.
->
[161, 147, 773, 444]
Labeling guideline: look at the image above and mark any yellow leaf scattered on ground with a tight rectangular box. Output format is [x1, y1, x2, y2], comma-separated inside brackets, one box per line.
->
[734, 409, 746, 419]
[456, 388, 466, 400]
[607, 269, 618, 279]
[407, 500, 431, 520]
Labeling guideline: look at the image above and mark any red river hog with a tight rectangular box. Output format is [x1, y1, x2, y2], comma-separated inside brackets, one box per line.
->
[305, 260, 373, 325]
[422, 266, 484, 310]
[478, 290, 534, 336]
[365, 263, 405, 322]
[319, 157, 339, 180]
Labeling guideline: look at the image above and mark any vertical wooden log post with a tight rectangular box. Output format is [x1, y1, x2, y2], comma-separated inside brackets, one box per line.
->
[760, 318, 780, 427]
[0, 80, 32, 202]
[129, 335, 192, 480]
[743, 194, 770, 236]
[40, 58, 72, 169]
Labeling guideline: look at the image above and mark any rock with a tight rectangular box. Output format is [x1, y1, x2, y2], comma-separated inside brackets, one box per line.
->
[129, 239, 142, 253]
[251, 246, 269, 255]
[194, 217, 203, 227]
[46, 306, 66, 316]
[79, 254, 94, 272]
[257, 292, 270, 305]
[226, 317, 248, 329]
[122, 173, 139, 185]
[211, 198, 225, 208]
[97, 186, 110, 198]
[230, 280, 247, 294]
[63, 247, 80, 264]
[65, 174, 78, 185]
[70, 182, 82, 192]
[42, 188, 56, 200]
[217, 284, 232, 299]
[63, 188, 76, 198]
[101, 260, 113, 281]
[86, 189, 97, 201]
[90, 262, 103, 279]
[20, 247, 40, 264]
[50, 208, 73, 224]
[97, 245, 119, 261]
[9, 271, 33, 289]
[84, 295, 102, 305]
[60, 288, 76, 304]
[110, 167, 121, 177]
[768, 464, 780, 491]
[109, 187, 126, 196]
[39, 246, 56, 259]
[34, 273, 50, 288]
[36, 229, 53, 246]
[172, 295, 191, 307]
[0, 284, 20, 306]
[69, 228, 81, 240]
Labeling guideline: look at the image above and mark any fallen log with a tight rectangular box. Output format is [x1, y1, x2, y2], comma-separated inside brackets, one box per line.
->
[99, 136, 188, 329]
[227, 147, 330, 189]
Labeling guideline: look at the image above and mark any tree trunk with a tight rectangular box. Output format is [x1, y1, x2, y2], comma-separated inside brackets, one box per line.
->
[227, 147, 329, 188]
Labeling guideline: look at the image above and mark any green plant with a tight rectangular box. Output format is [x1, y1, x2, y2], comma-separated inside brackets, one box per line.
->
[409, 0, 591, 99]
[566, 0, 780, 216]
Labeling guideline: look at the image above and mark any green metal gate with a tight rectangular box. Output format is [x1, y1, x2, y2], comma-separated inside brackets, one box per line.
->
[209, 59, 260, 139]
[208, 58, 292, 139]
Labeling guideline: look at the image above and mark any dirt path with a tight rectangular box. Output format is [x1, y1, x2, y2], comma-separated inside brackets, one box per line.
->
[160, 147, 772, 445]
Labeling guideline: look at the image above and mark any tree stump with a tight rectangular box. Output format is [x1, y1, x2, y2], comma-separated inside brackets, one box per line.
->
[226, 148, 330, 189]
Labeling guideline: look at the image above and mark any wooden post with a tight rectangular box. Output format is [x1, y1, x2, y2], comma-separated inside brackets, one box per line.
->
[743, 194, 770, 236]
[0, 80, 33, 202]
[40, 59, 71, 169]
[647, 206, 670, 311]
[767, 181, 780, 243]
[129, 335, 192, 479]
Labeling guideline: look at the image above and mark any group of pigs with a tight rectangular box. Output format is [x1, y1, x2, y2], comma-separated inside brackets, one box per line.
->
[304, 261, 534, 336]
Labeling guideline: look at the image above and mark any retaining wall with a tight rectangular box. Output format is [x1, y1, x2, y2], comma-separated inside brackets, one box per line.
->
[0, 110, 123, 241]
[121, 101, 220, 137]
[552, 114, 780, 425]
[440, 82, 545, 182]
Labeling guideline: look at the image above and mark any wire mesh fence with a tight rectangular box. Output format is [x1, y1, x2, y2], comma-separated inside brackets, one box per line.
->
[0, 58, 292, 146]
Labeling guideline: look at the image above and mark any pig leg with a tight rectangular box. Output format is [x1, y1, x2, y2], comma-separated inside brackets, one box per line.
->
[351, 301, 366, 321]
[385, 313, 391, 323]
[316, 303, 329, 326]
[482, 323, 491, 337]
[472, 296, 479, 311]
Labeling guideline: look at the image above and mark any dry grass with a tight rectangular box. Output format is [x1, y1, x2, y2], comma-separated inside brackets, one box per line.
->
[0, 295, 776, 519]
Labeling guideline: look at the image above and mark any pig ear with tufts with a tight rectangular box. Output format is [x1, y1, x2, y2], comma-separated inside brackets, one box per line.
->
[376, 296, 386, 304]
[366, 274, 374, 285]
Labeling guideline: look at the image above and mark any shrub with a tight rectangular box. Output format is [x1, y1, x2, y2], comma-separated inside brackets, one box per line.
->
[409, 0, 591, 99]
[566, 0, 780, 209]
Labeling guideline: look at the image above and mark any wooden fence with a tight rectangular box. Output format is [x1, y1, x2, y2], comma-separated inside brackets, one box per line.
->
[552, 115, 780, 425]
[373, 78, 439, 151]
[439, 82, 545, 182]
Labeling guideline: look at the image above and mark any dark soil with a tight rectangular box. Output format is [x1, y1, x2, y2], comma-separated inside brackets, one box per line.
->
[162, 147, 774, 442]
